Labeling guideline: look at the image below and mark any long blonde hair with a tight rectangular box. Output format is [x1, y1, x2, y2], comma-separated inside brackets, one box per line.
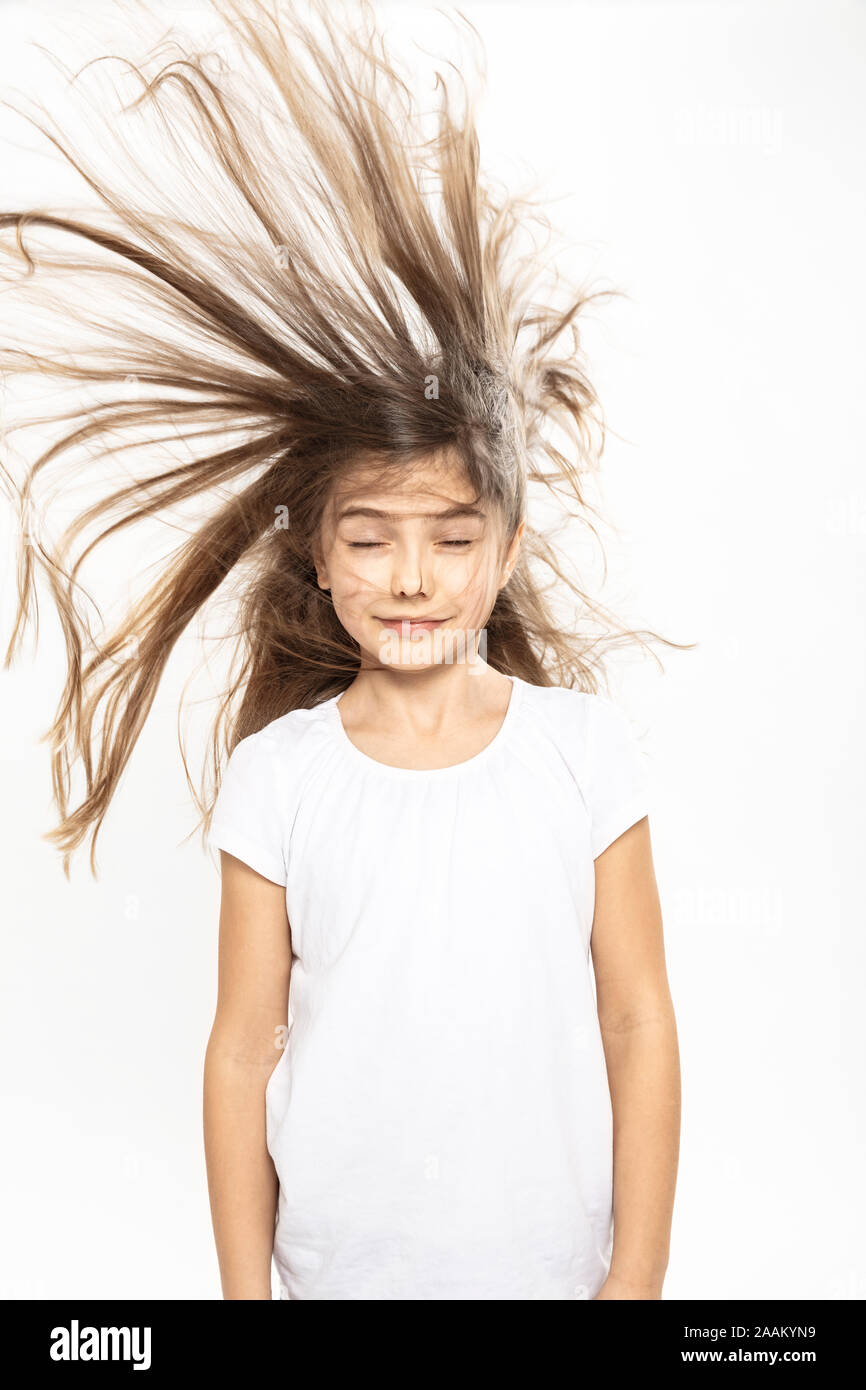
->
[0, 0, 689, 876]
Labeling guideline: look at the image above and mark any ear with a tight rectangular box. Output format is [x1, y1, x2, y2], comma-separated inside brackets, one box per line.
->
[311, 538, 331, 591]
[499, 519, 525, 589]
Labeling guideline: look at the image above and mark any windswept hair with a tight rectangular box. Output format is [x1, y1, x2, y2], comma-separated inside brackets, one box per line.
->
[0, 0, 688, 877]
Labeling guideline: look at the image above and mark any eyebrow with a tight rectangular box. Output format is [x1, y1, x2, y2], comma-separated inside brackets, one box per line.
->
[335, 504, 487, 523]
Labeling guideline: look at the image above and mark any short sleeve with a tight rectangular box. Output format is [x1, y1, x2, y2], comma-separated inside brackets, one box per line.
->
[208, 732, 287, 886]
[583, 695, 651, 859]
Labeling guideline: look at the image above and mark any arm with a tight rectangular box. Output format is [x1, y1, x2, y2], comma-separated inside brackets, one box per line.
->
[590, 816, 680, 1300]
[203, 850, 292, 1299]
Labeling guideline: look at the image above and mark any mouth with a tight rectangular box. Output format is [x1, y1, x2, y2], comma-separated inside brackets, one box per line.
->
[375, 616, 450, 633]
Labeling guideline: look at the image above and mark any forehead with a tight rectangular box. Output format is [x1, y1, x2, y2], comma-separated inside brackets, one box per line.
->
[331, 452, 482, 520]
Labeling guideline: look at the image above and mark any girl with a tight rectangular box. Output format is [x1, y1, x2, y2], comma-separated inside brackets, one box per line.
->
[1, 0, 682, 1299]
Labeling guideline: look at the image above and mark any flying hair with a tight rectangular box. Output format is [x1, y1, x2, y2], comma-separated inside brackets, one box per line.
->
[0, 0, 690, 877]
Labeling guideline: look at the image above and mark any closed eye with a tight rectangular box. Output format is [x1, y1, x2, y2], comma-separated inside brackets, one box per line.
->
[346, 539, 474, 548]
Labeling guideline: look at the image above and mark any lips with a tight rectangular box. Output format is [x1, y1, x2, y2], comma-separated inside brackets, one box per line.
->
[376, 617, 448, 633]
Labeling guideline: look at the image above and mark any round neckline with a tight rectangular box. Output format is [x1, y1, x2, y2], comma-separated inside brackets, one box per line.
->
[324, 673, 525, 779]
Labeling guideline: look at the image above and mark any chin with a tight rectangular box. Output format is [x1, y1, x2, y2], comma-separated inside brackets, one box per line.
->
[375, 649, 444, 672]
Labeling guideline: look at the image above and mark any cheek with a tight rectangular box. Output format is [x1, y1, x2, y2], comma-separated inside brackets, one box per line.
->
[327, 556, 390, 632]
[445, 553, 501, 608]
[328, 551, 381, 599]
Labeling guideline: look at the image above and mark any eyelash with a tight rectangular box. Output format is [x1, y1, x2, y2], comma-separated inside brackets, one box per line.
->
[347, 540, 473, 549]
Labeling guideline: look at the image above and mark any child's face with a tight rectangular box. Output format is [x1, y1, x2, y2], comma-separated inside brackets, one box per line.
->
[314, 453, 523, 671]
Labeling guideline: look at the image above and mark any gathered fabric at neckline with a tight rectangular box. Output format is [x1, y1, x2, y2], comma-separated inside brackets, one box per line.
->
[320, 672, 526, 780]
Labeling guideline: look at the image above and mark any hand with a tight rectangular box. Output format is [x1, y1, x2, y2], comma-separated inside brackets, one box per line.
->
[593, 1272, 663, 1300]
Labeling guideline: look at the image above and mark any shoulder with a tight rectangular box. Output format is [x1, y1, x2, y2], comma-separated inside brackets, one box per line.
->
[518, 678, 648, 771]
[517, 679, 597, 712]
[233, 699, 333, 763]
[215, 700, 333, 811]
[518, 679, 615, 740]
[521, 678, 640, 723]
[518, 680, 651, 858]
[210, 701, 335, 881]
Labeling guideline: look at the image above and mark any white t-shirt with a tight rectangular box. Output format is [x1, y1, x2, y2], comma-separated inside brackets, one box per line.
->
[208, 672, 651, 1300]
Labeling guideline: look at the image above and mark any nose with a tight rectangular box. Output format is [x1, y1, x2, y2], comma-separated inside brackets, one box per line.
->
[389, 538, 430, 599]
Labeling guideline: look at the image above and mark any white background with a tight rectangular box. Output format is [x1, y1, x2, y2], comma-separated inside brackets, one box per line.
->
[1, 0, 864, 1299]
